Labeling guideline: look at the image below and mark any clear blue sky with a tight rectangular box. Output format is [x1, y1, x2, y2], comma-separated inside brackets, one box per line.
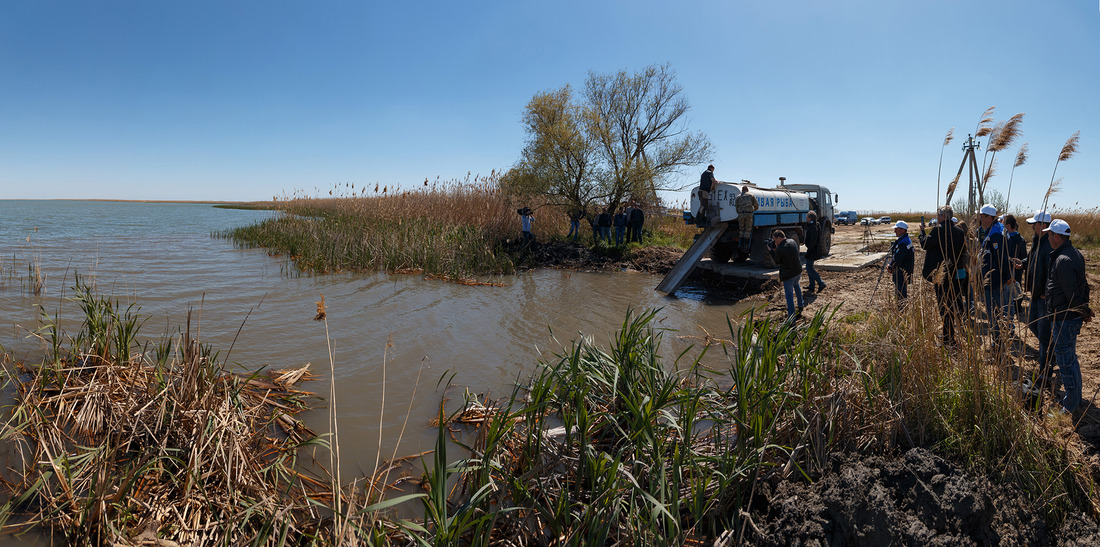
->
[2, 0, 1097, 214]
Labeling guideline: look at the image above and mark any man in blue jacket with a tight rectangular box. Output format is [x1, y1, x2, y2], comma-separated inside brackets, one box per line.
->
[978, 204, 1011, 353]
[1043, 219, 1092, 416]
[888, 221, 915, 306]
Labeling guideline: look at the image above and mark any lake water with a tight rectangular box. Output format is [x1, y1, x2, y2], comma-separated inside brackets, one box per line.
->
[0, 200, 757, 486]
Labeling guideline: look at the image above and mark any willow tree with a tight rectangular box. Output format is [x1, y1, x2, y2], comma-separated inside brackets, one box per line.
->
[583, 63, 712, 210]
[503, 85, 602, 214]
[506, 64, 712, 213]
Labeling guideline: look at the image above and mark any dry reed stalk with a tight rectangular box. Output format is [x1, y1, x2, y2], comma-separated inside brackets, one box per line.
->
[937, 127, 956, 208]
[1005, 142, 1028, 209]
[1041, 131, 1080, 213]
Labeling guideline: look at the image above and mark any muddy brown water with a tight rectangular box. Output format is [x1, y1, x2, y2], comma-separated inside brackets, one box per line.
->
[0, 201, 756, 502]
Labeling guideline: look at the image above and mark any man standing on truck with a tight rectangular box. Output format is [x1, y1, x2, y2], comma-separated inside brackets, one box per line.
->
[698, 165, 718, 226]
[735, 186, 759, 255]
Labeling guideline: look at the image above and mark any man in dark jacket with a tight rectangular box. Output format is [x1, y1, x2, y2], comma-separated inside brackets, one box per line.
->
[597, 208, 612, 243]
[1019, 210, 1053, 387]
[629, 203, 645, 243]
[1003, 214, 1028, 323]
[978, 204, 1012, 352]
[1043, 219, 1092, 415]
[697, 165, 718, 226]
[769, 229, 804, 320]
[919, 205, 968, 346]
[613, 207, 628, 245]
[888, 221, 915, 305]
[803, 211, 826, 294]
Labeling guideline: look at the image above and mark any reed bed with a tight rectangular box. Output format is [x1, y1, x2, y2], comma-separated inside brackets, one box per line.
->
[0, 279, 341, 545]
[222, 174, 519, 278]
[407, 297, 1097, 544]
[221, 175, 697, 278]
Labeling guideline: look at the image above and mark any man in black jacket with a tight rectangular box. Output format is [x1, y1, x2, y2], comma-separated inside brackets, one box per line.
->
[888, 221, 915, 305]
[920, 205, 968, 346]
[1043, 219, 1092, 414]
[697, 165, 718, 226]
[1019, 210, 1053, 387]
[629, 203, 645, 244]
[1003, 214, 1028, 323]
[769, 229, 804, 320]
[978, 204, 1012, 352]
[803, 211, 826, 294]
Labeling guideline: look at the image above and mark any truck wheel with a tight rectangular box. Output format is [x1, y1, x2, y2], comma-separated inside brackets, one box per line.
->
[710, 243, 735, 263]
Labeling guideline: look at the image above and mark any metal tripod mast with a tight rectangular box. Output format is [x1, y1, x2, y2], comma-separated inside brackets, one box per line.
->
[947, 135, 983, 216]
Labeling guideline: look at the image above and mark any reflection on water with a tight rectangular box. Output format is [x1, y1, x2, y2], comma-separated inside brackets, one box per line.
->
[0, 200, 759, 488]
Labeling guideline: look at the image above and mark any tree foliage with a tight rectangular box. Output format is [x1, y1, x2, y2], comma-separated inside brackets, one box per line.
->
[504, 64, 712, 214]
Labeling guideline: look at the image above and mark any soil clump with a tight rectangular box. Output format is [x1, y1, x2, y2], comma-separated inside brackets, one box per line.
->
[744, 448, 1100, 546]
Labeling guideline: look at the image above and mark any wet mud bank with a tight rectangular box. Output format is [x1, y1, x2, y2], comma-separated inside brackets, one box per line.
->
[506, 239, 686, 274]
[743, 448, 1100, 546]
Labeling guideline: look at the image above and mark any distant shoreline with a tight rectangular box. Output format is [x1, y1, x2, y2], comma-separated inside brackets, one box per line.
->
[1, 198, 254, 204]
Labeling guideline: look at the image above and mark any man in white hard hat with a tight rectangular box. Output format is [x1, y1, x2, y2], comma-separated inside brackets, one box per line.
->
[1043, 219, 1092, 417]
[978, 204, 1011, 354]
[888, 221, 914, 305]
[1017, 210, 1054, 392]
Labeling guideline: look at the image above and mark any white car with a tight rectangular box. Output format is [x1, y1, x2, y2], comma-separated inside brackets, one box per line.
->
[877, 216, 892, 224]
[860, 217, 878, 226]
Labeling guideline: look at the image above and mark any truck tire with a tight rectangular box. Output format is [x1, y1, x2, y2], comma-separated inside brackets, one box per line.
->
[709, 242, 735, 263]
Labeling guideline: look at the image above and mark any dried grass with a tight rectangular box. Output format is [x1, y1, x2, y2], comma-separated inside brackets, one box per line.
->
[0, 288, 340, 544]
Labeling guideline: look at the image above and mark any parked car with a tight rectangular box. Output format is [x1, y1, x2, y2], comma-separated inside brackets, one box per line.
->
[860, 217, 878, 226]
[836, 211, 859, 225]
[877, 216, 892, 224]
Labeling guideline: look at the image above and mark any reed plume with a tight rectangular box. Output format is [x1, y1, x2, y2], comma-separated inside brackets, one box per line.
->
[1015, 143, 1029, 168]
[1045, 177, 1063, 204]
[1005, 142, 1028, 208]
[1042, 131, 1080, 212]
[983, 159, 996, 186]
[990, 113, 1024, 152]
[979, 112, 1024, 206]
[937, 127, 956, 208]
[1059, 130, 1081, 162]
[945, 172, 961, 204]
[975, 106, 996, 137]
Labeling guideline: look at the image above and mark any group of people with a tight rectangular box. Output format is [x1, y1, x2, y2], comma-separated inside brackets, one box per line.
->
[918, 204, 1092, 417]
[564, 203, 646, 245]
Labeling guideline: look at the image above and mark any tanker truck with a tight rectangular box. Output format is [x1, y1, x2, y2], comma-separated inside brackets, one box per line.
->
[656, 178, 838, 295]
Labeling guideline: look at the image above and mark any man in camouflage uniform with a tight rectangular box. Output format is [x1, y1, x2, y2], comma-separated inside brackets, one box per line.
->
[735, 186, 758, 254]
